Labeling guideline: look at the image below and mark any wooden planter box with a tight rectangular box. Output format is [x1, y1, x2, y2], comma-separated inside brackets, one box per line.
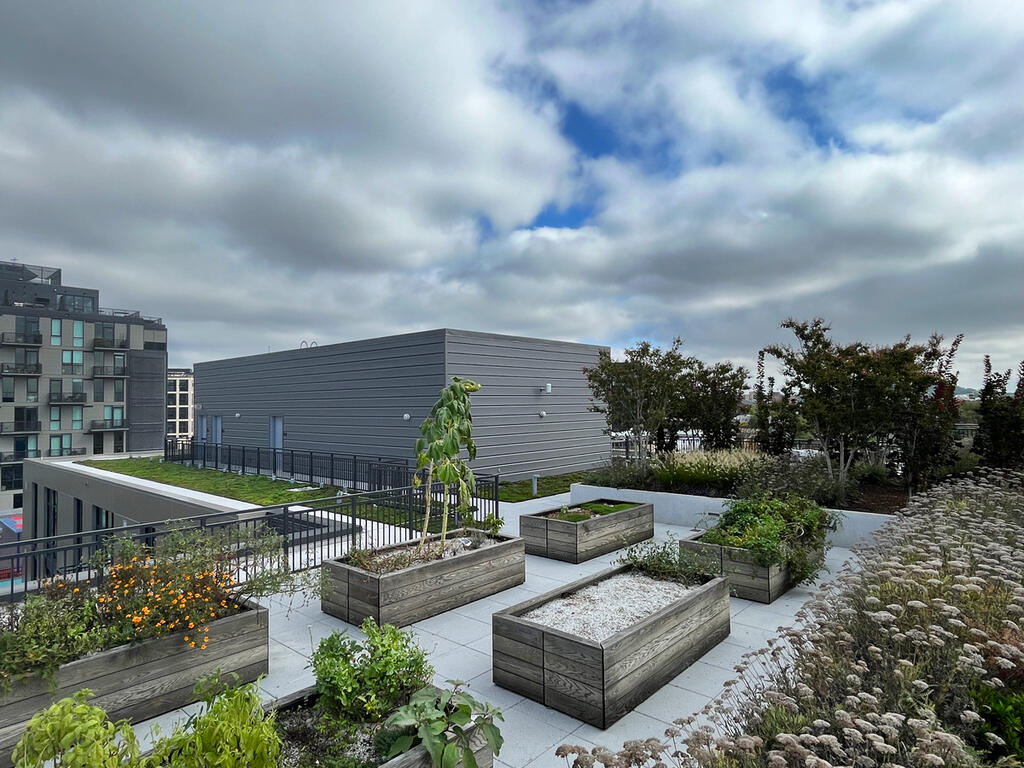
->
[680, 534, 794, 604]
[321, 530, 526, 627]
[519, 500, 654, 563]
[0, 602, 269, 768]
[492, 565, 729, 728]
[271, 686, 494, 768]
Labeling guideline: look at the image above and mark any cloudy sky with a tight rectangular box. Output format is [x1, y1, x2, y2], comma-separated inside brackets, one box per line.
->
[1, 0, 1021, 385]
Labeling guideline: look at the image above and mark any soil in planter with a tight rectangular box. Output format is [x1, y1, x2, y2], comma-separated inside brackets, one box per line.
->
[276, 701, 410, 768]
[544, 501, 635, 523]
[521, 572, 694, 641]
[347, 533, 498, 575]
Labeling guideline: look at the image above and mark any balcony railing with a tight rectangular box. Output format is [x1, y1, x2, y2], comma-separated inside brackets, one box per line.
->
[93, 365, 128, 377]
[48, 391, 88, 404]
[0, 363, 41, 376]
[47, 447, 87, 457]
[0, 332, 43, 346]
[0, 450, 41, 463]
[61, 363, 86, 375]
[92, 337, 130, 350]
[89, 419, 128, 431]
[98, 307, 163, 324]
[0, 421, 41, 434]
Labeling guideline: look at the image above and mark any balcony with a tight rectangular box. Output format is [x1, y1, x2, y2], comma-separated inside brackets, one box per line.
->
[61, 363, 86, 375]
[47, 447, 87, 457]
[48, 391, 88, 404]
[89, 418, 128, 431]
[93, 365, 128, 377]
[0, 450, 41, 463]
[0, 363, 41, 376]
[92, 337, 130, 350]
[0, 332, 43, 346]
[0, 421, 41, 434]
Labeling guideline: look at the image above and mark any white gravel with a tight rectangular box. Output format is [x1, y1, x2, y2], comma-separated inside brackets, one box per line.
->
[521, 572, 695, 642]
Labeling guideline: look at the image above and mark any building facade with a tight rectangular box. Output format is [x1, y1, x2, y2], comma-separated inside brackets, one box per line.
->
[193, 328, 611, 479]
[166, 368, 194, 439]
[0, 260, 168, 511]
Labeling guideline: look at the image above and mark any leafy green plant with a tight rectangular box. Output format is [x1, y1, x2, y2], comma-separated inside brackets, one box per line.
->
[583, 459, 655, 491]
[737, 453, 849, 507]
[618, 537, 718, 583]
[12, 689, 142, 768]
[414, 377, 481, 554]
[651, 450, 769, 493]
[310, 618, 433, 722]
[702, 493, 834, 583]
[386, 683, 504, 768]
[463, 512, 504, 538]
[148, 677, 280, 768]
[550, 501, 635, 523]
[972, 682, 1024, 759]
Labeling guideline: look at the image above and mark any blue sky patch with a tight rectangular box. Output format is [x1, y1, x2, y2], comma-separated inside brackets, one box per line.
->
[762, 63, 846, 150]
[561, 101, 620, 158]
[531, 201, 595, 229]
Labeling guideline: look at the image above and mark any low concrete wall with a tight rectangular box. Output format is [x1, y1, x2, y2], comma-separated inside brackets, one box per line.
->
[569, 484, 892, 550]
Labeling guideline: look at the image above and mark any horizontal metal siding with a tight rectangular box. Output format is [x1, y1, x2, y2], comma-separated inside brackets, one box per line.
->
[444, 329, 610, 480]
[194, 330, 445, 459]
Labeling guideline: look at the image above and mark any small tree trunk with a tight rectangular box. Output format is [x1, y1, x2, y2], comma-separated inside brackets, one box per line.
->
[438, 482, 452, 556]
[417, 461, 435, 551]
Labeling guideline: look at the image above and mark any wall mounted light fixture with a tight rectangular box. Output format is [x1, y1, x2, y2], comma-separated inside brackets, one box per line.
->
[538, 411, 547, 418]
[543, 382, 552, 394]
[402, 413, 411, 421]
[234, 412, 241, 418]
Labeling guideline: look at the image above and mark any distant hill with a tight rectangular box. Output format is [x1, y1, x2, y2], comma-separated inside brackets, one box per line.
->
[955, 386, 979, 395]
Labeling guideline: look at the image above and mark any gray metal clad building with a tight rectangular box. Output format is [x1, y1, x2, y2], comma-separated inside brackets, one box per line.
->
[192, 329, 610, 479]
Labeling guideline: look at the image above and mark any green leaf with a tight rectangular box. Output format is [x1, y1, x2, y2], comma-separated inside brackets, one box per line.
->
[388, 734, 416, 758]
[480, 723, 504, 755]
[449, 707, 471, 726]
[442, 741, 461, 768]
[462, 746, 479, 768]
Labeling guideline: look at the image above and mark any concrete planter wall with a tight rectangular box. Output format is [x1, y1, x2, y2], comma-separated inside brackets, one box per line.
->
[0, 602, 269, 768]
[492, 565, 730, 729]
[569, 483, 892, 549]
[321, 530, 525, 627]
[519, 500, 654, 563]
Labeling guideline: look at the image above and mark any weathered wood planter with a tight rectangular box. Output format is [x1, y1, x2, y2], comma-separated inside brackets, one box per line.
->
[321, 530, 526, 627]
[271, 686, 494, 768]
[492, 565, 730, 728]
[680, 534, 795, 604]
[519, 500, 654, 563]
[0, 602, 269, 768]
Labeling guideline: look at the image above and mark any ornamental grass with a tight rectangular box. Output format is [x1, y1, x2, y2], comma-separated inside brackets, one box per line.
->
[651, 450, 771, 493]
[558, 468, 1024, 768]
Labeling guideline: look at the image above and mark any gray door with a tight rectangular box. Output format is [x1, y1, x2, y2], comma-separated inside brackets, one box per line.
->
[196, 414, 207, 443]
[211, 415, 222, 444]
[270, 416, 283, 475]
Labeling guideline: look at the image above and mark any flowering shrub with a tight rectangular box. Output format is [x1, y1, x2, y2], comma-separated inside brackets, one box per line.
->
[556, 469, 1024, 768]
[0, 525, 304, 691]
[651, 450, 771, 494]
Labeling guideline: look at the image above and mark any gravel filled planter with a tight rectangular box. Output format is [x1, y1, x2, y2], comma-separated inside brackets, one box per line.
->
[0, 601, 269, 768]
[679, 533, 811, 604]
[492, 565, 729, 728]
[321, 530, 525, 626]
[519, 500, 654, 563]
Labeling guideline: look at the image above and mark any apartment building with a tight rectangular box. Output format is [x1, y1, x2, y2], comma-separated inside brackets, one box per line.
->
[0, 260, 167, 511]
[166, 368, 194, 439]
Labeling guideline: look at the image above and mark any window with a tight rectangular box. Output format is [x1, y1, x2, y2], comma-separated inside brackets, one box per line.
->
[113, 379, 124, 401]
[74, 498, 83, 548]
[167, 392, 176, 406]
[49, 378, 62, 396]
[45, 488, 58, 537]
[57, 294, 95, 314]
[50, 318, 62, 346]
[15, 316, 40, 336]
[49, 434, 71, 456]
[61, 350, 83, 374]
[178, 406, 189, 419]
[72, 378, 84, 395]
[26, 378, 37, 403]
[1, 465, 23, 491]
[104, 405, 124, 426]
[93, 432, 104, 454]
[72, 406, 83, 430]
[96, 322, 115, 346]
[167, 407, 176, 421]
[14, 348, 38, 366]
[166, 419, 176, 435]
[113, 432, 124, 453]
[14, 435, 38, 458]
[49, 406, 61, 431]
[94, 378, 104, 403]
[2, 377, 13, 403]
[73, 320, 84, 348]
[179, 379, 189, 392]
[12, 493, 22, 509]
[178, 392, 189, 405]
[93, 505, 112, 531]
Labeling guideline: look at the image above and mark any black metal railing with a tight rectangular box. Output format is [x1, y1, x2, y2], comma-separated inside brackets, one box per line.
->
[0, 450, 40, 462]
[0, 363, 41, 375]
[164, 438, 500, 497]
[92, 337, 130, 350]
[0, 332, 43, 346]
[0, 481, 499, 602]
[0, 420, 41, 434]
[48, 391, 88, 404]
[93, 365, 128, 377]
[61, 363, 85, 375]
[47, 447, 86, 457]
[90, 419, 128, 431]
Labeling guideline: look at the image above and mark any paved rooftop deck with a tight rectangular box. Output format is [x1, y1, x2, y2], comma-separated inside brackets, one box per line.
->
[132, 493, 854, 768]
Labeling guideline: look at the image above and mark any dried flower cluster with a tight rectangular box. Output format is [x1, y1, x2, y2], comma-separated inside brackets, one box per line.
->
[558, 469, 1024, 768]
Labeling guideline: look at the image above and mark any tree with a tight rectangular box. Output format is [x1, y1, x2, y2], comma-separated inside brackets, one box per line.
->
[583, 339, 688, 466]
[752, 350, 800, 455]
[686, 359, 748, 451]
[974, 357, 1024, 468]
[413, 377, 480, 553]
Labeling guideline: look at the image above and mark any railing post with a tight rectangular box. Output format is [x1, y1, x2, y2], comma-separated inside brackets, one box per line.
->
[309, 451, 314, 484]
[329, 453, 335, 487]
[281, 505, 290, 562]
